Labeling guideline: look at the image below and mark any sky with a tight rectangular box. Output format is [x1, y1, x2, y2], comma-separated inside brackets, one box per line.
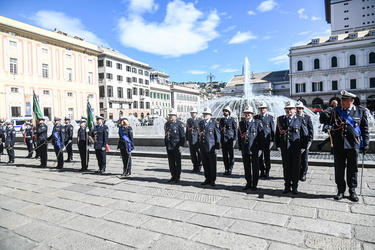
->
[0, 0, 331, 83]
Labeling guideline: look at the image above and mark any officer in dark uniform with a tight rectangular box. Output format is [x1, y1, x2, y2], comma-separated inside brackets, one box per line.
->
[325, 90, 369, 202]
[94, 116, 109, 174]
[275, 101, 308, 195]
[164, 109, 185, 183]
[186, 108, 202, 173]
[0, 122, 5, 160]
[24, 122, 34, 158]
[220, 106, 237, 175]
[64, 117, 74, 162]
[118, 117, 134, 177]
[198, 107, 221, 187]
[238, 106, 264, 191]
[47, 117, 66, 169]
[5, 121, 16, 163]
[296, 101, 314, 181]
[77, 119, 90, 171]
[36, 117, 48, 167]
[254, 101, 275, 179]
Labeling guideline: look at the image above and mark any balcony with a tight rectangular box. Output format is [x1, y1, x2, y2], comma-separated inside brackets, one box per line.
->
[108, 97, 133, 103]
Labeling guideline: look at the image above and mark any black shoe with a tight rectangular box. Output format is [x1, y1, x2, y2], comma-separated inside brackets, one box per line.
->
[283, 188, 291, 194]
[264, 172, 270, 180]
[300, 174, 306, 182]
[7, 161, 14, 164]
[349, 193, 359, 202]
[292, 189, 298, 195]
[65, 159, 71, 162]
[334, 193, 344, 200]
[243, 184, 252, 190]
[38, 165, 46, 168]
[190, 168, 196, 173]
[56, 166, 63, 169]
[34, 156, 39, 159]
[210, 182, 216, 187]
[95, 169, 102, 174]
[201, 180, 210, 185]
[259, 171, 265, 178]
[223, 169, 232, 176]
[25, 156, 31, 158]
[167, 178, 175, 183]
[251, 187, 258, 191]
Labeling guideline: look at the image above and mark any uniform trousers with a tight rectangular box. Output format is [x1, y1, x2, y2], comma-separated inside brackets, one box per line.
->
[6, 146, 14, 161]
[189, 143, 201, 169]
[78, 140, 88, 170]
[221, 139, 234, 170]
[201, 150, 217, 184]
[53, 145, 64, 168]
[26, 140, 34, 157]
[167, 148, 181, 180]
[65, 141, 73, 160]
[281, 144, 301, 189]
[242, 152, 259, 187]
[300, 149, 309, 176]
[95, 149, 106, 171]
[37, 142, 47, 166]
[259, 144, 271, 174]
[120, 149, 132, 175]
[334, 148, 358, 194]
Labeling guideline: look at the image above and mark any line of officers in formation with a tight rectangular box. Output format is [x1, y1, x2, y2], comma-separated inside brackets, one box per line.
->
[0, 90, 369, 201]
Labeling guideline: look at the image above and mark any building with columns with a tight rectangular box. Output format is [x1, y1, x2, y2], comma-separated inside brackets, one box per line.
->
[0, 16, 101, 121]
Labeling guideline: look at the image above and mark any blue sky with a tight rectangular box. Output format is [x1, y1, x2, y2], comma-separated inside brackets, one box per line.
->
[0, 0, 331, 83]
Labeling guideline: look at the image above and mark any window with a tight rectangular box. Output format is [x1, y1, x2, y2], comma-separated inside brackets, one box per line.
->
[312, 81, 323, 92]
[11, 87, 19, 93]
[99, 86, 105, 97]
[297, 61, 303, 71]
[98, 60, 104, 67]
[66, 54, 71, 59]
[11, 107, 21, 117]
[106, 73, 113, 80]
[350, 79, 356, 89]
[88, 72, 93, 84]
[332, 80, 338, 90]
[126, 66, 131, 72]
[349, 54, 356, 66]
[106, 60, 112, 67]
[140, 88, 144, 95]
[107, 86, 113, 97]
[146, 102, 150, 109]
[9, 40, 17, 47]
[312, 39, 319, 44]
[369, 52, 375, 63]
[43, 90, 50, 95]
[140, 101, 144, 109]
[330, 36, 338, 41]
[98, 73, 104, 79]
[138, 69, 143, 75]
[42, 64, 49, 78]
[100, 102, 103, 108]
[295, 83, 306, 93]
[127, 88, 132, 99]
[331, 56, 338, 67]
[87, 94, 94, 99]
[314, 59, 320, 69]
[116, 63, 122, 70]
[139, 78, 143, 84]
[349, 33, 357, 38]
[42, 48, 49, 54]
[126, 77, 131, 83]
[145, 71, 149, 76]
[117, 75, 123, 81]
[132, 77, 137, 82]
[118, 87, 123, 98]
[132, 67, 136, 73]
[133, 87, 138, 95]
[66, 68, 72, 81]
[145, 80, 149, 85]
[145, 90, 149, 97]
[133, 101, 138, 109]
[10, 58, 17, 74]
[67, 92, 73, 97]
[88, 59, 93, 64]
[109, 103, 112, 108]
[370, 78, 375, 88]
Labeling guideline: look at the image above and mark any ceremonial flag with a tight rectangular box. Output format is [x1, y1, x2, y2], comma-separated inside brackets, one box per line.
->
[87, 101, 94, 131]
[33, 91, 43, 120]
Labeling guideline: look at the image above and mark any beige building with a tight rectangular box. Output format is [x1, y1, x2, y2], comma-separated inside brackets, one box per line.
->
[150, 70, 171, 118]
[170, 84, 201, 117]
[0, 16, 101, 121]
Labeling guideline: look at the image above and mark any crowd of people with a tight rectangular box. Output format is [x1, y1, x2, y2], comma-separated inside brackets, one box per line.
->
[0, 90, 369, 202]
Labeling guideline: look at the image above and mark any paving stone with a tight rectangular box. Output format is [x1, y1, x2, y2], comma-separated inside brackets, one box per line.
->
[288, 217, 352, 238]
[142, 205, 195, 222]
[186, 213, 235, 231]
[144, 196, 183, 208]
[175, 200, 230, 216]
[223, 207, 289, 227]
[254, 201, 317, 218]
[106, 190, 153, 202]
[53, 190, 88, 200]
[289, 197, 349, 212]
[75, 204, 113, 218]
[149, 235, 210, 250]
[364, 243, 375, 250]
[81, 195, 116, 206]
[355, 226, 375, 243]
[216, 197, 258, 210]
[363, 196, 375, 205]
[34, 207, 77, 224]
[0, 212, 32, 230]
[141, 187, 183, 198]
[105, 200, 152, 212]
[0, 234, 38, 250]
[85, 187, 113, 196]
[45, 198, 89, 211]
[103, 210, 152, 227]
[0, 196, 32, 211]
[0, 227, 14, 241]
[318, 209, 375, 227]
[63, 183, 95, 193]
[192, 227, 268, 249]
[14, 221, 68, 242]
[350, 204, 375, 215]
[60, 214, 105, 233]
[268, 242, 306, 250]
[304, 233, 361, 250]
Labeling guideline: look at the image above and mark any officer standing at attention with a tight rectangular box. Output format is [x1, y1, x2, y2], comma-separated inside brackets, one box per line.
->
[198, 107, 221, 187]
[36, 117, 48, 167]
[164, 109, 185, 183]
[295, 101, 314, 181]
[64, 117, 74, 162]
[186, 108, 202, 173]
[0, 122, 5, 160]
[47, 117, 65, 169]
[254, 101, 275, 179]
[94, 116, 109, 174]
[118, 117, 134, 177]
[238, 106, 264, 190]
[5, 121, 16, 164]
[24, 122, 34, 158]
[275, 101, 308, 195]
[325, 90, 369, 202]
[220, 106, 237, 175]
[77, 119, 90, 171]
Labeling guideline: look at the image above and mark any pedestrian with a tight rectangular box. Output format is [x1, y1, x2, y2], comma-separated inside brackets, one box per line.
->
[64, 117, 74, 162]
[198, 107, 221, 187]
[220, 106, 237, 175]
[118, 117, 134, 177]
[36, 117, 48, 168]
[47, 117, 65, 169]
[296, 101, 314, 181]
[5, 121, 16, 164]
[254, 101, 275, 179]
[77, 119, 90, 171]
[24, 122, 34, 158]
[0, 122, 5, 161]
[324, 90, 369, 202]
[238, 106, 264, 191]
[275, 101, 308, 195]
[186, 107, 202, 173]
[94, 116, 109, 174]
[164, 109, 185, 183]
[318, 99, 339, 152]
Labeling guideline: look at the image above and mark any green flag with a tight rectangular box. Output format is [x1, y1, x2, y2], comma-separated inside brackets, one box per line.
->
[33, 91, 43, 119]
[87, 101, 94, 131]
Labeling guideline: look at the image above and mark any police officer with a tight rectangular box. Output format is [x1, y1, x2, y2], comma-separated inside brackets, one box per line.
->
[24, 122, 34, 158]
[0, 122, 5, 160]
[5, 121, 16, 163]
[325, 90, 369, 202]
[186, 108, 202, 173]
[77, 119, 90, 171]
[296, 101, 314, 181]
[220, 106, 237, 175]
[254, 101, 275, 179]
[275, 101, 308, 195]
[64, 117, 74, 162]
[238, 106, 264, 190]
[318, 99, 339, 152]
[164, 109, 185, 183]
[198, 107, 221, 187]
[94, 116, 109, 174]
[118, 117, 134, 177]
[47, 117, 66, 169]
[36, 117, 48, 167]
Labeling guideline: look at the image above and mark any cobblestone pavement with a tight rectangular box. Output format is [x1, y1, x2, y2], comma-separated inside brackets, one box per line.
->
[0, 149, 375, 249]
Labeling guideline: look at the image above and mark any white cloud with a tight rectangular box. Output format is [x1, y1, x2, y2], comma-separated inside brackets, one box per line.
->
[247, 10, 256, 15]
[128, 0, 158, 14]
[118, 0, 220, 57]
[298, 31, 311, 35]
[29, 11, 108, 46]
[213, 49, 219, 53]
[228, 31, 257, 44]
[311, 16, 322, 21]
[186, 70, 207, 74]
[222, 25, 236, 32]
[210, 64, 220, 69]
[263, 36, 272, 40]
[257, 0, 278, 12]
[220, 68, 239, 73]
[298, 8, 308, 19]
[270, 54, 288, 65]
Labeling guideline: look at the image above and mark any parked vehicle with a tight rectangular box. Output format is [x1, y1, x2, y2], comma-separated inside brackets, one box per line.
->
[10, 116, 33, 131]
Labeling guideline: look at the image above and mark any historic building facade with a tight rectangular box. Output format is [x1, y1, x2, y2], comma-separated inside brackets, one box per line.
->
[149, 70, 171, 118]
[170, 84, 201, 117]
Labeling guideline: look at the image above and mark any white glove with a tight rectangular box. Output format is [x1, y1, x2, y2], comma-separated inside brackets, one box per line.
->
[86, 128, 89, 133]
[277, 147, 280, 151]
[307, 142, 312, 150]
[269, 142, 274, 150]
[186, 141, 189, 146]
[258, 150, 263, 157]
[233, 141, 236, 147]
[102, 147, 106, 151]
[301, 149, 306, 154]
